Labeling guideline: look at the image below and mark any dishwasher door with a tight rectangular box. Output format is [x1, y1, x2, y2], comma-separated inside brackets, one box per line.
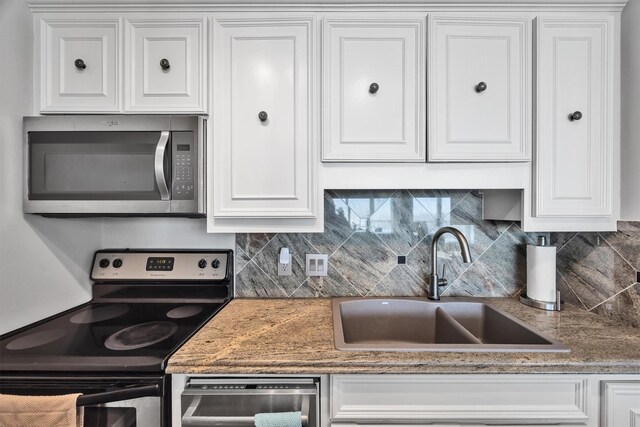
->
[181, 378, 318, 427]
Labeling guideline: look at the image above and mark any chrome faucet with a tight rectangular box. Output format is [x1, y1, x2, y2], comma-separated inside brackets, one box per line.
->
[428, 226, 473, 300]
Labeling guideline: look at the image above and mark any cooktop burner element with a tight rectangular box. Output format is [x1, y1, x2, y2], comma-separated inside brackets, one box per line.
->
[166, 305, 203, 319]
[105, 321, 179, 351]
[5, 329, 67, 351]
[0, 249, 233, 373]
[70, 304, 130, 324]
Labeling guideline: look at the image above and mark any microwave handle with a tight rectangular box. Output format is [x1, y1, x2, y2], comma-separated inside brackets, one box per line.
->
[154, 131, 170, 201]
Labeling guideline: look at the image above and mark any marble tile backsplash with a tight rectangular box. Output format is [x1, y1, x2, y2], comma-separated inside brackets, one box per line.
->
[235, 190, 640, 328]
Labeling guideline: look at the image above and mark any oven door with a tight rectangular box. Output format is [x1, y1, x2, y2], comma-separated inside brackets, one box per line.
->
[0, 376, 168, 427]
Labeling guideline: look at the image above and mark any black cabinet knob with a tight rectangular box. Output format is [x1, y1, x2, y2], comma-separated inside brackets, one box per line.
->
[475, 82, 487, 93]
[160, 58, 170, 70]
[74, 59, 86, 70]
[258, 111, 268, 122]
[569, 111, 583, 121]
[369, 82, 379, 94]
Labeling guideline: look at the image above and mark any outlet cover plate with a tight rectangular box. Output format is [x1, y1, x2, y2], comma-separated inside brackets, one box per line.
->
[306, 254, 328, 277]
[278, 254, 292, 276]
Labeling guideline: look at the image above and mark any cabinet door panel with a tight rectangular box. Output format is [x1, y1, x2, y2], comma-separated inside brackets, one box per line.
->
[40, 19, 119, 112]
[331, 375, 589, 425]
[535, 18, 613, 217]
[212, 17, 317, 218]
[428, 16, 530, 161]
[323, 18, 426, 162]
[601, 382, 640, 427]
[126, 19, 205, 112]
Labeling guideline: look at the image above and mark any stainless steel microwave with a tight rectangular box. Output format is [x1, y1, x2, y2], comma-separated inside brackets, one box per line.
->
[23, 115, 206, 216]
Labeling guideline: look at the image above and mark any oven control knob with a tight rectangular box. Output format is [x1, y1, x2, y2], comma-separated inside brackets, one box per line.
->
[197, 259, 207, 269]
[112, 258, 123, 269]
[211, 259, 221, 269]
[99, 258, 110, 268]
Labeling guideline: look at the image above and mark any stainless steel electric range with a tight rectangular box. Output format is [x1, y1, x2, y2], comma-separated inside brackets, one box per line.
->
[0, 249, 233, 427]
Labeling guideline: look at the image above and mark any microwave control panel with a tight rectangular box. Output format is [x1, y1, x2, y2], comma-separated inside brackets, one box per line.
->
[172, 132, 195, 200]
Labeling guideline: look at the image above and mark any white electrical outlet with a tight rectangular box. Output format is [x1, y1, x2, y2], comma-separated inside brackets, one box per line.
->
[278, 254, 292, 276]
[306, 254, 328, 276]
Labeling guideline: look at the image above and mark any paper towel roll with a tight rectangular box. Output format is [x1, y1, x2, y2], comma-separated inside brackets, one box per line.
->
[526, 245, 557, 303]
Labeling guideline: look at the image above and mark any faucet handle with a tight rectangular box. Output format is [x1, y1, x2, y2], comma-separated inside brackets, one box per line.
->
[438, 264, 448, 287]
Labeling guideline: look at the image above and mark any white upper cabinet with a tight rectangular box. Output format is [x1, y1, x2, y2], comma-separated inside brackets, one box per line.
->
[322, 17, 426, 162]
[125, 19, 206, 113]
[40, 18, 119, 113]
[428, 16, 531, 162]
[211, 17, 318, 219]
[535, 17, 614, 218]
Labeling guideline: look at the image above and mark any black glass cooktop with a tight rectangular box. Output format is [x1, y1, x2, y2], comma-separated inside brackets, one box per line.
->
[0, 301, 225, 373]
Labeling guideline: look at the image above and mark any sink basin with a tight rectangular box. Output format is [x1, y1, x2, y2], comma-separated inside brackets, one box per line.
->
[333, 298, 569, 352]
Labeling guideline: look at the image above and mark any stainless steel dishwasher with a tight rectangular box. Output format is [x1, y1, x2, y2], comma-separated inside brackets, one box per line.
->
[180, 378, 319, 426]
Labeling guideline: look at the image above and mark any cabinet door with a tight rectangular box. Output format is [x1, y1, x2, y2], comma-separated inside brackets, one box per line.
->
[535, 18, 613, 217]
[428, 16, 530, 162]
[40, 19, 119, 113]
[126, 19, 205, 112]
[601, 382, 640, 427]
[331, 375, 589, 424]
[211, 17, 317, 218]
[322, 17, 426, 162]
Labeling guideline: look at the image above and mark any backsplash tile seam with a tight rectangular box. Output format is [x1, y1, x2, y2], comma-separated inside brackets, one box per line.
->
[250, 258, 290, 297]
[289, 277, 310, 298]
[327, 262, 365, 297]
[587, 281, 639, 312]
[404, 263, 429, 287]
[597, 231, 639, 276]
[363, 265, 398, 297]
[512, 222, 538, 246]
[326, 229, 358, 259]
[465, 220, 516, 271]
[248, 233, 280, 262]
[555, 270, 588, 310]
[556, 233, 580, 254]
[409, 189, 471, 220]
[472, 261, 513, 297]
[234, 245, 251, 275]
[567, 269, 614, 311]
[334, 189, 398, 220]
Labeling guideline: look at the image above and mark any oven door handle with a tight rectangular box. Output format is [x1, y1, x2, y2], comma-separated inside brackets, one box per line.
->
[154, 131, 171, 201]
[76, 384, 160, 407]
[181, 395, 310, 427]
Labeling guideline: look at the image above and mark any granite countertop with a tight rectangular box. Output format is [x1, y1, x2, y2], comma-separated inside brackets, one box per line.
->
[167, 298, 640, 375]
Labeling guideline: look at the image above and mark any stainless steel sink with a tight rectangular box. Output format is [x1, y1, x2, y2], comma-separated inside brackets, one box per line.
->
[332, 298, 569, 352]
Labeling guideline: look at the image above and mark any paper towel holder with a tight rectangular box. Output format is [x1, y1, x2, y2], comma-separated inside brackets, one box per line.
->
[520, 290, 564, 311]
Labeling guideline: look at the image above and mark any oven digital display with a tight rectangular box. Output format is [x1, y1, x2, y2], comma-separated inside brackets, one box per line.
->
[146, 257, 175, 271]
[177, 144, 190, 151]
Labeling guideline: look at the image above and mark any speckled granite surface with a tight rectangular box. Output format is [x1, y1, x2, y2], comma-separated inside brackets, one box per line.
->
[167, 298, 640, 375]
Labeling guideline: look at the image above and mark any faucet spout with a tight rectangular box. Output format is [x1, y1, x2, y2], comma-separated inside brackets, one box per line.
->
[428, 226, 473, 300]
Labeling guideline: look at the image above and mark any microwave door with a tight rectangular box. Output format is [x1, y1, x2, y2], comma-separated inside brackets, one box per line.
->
[26, 130, 172, 214]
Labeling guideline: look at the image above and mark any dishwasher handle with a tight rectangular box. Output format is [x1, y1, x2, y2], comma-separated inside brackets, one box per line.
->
[181, 395, 310, 427]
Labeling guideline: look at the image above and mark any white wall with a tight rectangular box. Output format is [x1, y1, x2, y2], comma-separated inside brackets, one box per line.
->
[0, 0, 101, 334]
[0, 0, 234, 334]
[621, 0, 640, 219]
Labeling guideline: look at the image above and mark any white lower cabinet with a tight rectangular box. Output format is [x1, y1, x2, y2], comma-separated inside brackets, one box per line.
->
[601, 382, 640, 427]
[330, 375, 640, 426]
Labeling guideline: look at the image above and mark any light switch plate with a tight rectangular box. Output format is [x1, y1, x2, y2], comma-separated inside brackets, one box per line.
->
[306, 254, 328, 276]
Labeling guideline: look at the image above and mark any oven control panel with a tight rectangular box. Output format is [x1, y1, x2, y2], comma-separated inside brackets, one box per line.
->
[91, 251, 231, 281]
